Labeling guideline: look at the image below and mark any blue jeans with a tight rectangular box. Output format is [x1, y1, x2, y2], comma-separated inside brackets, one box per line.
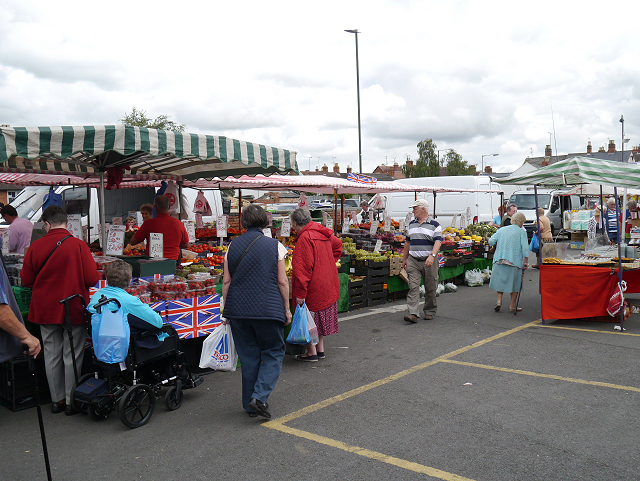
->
[229, 318, 285, 412]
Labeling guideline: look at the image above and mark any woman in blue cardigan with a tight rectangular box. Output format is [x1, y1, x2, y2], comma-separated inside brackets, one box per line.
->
[488, 212, 530, 312]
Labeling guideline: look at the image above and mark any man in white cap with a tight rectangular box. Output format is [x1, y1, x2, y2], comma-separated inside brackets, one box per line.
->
[402, 199, 442, 323]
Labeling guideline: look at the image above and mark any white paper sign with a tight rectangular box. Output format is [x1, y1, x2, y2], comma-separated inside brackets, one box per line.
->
[399, 219, 405, 233]
[342, 219, 350, 233]
[182, 221, 196, 244]
[369, 220, 379, 236]
[267, 212, 273, 227]
[351, 212, 357, 224]
[2, 230, 9, 255]
[404, 212, 412, 226]
[67, 214, 82, 239]
[98, 223, 110, 238]
[383, 211, 390, 232]
[466, 207, 471, 224]
[374, 239, 383, 253]
[281, 218, 292, 237]
[112, 217, 122, 226]
[322, 212, 328, 225]
[326, 217, 333, 230]
[217, 215, 228, 238]
[195, 214, 203, 229]
[149, 232, 163, 258]
[105, 225, 126, 256]
[451, 214, 458, 228]
[262, 227, 272, 237]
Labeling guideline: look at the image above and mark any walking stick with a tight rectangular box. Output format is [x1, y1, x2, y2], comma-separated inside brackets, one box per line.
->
[23, 346, 53, 481]
[58, 294, 87, 386]
[514, 267, 526, 316]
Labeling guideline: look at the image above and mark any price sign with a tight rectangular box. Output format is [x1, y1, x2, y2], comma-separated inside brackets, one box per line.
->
[195, 214, 204, 229]
[369, 220, 379, 236]
[267, 212, 273, 227]
[326, 217, 333, 230]
[98, 223, 110, 238]
[67, 214, 82, 239]
[105, 225, 126, 256]
[351, 212, 357, 224]
[466, 207, 471, 224]
[383, 211, 390, 232]
[112, 217, 123, 226]
[82, 225, 88, 243]
[183, 221, 196, 244]
[399, 219, 405, 233]
[262, 227, 272, 237]
[217, 215, 228, 238]
[374, 239, 383, 253]
[149, 232, 163, 258]
[130, 211, 143, 226]
[2, 230, 9, 255]
[281, 218, 292, 237]
[404, 212, 412, 226]
[342, 219, 350, 233]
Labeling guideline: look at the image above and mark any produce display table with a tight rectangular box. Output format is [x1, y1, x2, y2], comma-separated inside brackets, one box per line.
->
[387, 258, 493, 293]
[540, 265, 640, 321]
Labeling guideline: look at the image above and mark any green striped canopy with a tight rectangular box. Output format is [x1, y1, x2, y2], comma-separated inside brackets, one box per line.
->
[500, 156, 640, 189]
[0, 125, 298, 180]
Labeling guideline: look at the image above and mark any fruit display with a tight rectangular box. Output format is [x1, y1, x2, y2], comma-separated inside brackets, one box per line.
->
[123, 243, 145, 256]
[353, 249, 388, 262]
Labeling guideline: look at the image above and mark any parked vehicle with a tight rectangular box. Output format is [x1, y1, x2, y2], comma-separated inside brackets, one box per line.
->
[508, 188, 581, 237]
[376, 176, 504, 229]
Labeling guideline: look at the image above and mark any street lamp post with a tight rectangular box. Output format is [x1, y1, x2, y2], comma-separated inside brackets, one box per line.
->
[481, 153, 499, 173]
[345, 29, 362, 174]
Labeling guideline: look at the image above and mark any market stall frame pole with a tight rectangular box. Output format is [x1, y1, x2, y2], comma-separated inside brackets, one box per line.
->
[99, 171, 107, 252]
[432, 192, 437, 219]
[333, 188, 338, 235]
[614, 186, 625, 330]
[534, 185, 543, 323]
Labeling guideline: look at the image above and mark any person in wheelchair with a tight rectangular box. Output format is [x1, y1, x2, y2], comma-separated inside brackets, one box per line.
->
[87, 259, 167, 349]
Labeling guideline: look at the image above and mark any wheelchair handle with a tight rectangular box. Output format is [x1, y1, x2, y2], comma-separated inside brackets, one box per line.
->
[94, 296, 121, 312]
[59, 293, 81, 306]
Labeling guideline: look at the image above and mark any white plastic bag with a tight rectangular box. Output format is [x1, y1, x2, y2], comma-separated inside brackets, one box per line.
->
[193, 191, 212, 216]
[464, 268, 484, 287]
[307, 308, 319, 345]
[481, 267, 492, 283]
[199, 322, 237, 371]
[436, 283, 445, 296]
[444, 282, 458, 293]
[164, 181, 180, 215]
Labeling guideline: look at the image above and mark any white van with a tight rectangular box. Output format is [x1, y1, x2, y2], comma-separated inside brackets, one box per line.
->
[508, 188, 581, 237]
[376, 176, 504, 228]
[4, 185, 223, 242]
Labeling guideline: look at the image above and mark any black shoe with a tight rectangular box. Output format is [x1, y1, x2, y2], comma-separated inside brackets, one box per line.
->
[247, 411, 258, 418]
[51, 401, 66, 414]
[249, 398, 271, 419]
[293, 354, 318, 362]
[65, 405, 78, 416]
[317, 351, 325, 359]
[404, 314, 418, 323]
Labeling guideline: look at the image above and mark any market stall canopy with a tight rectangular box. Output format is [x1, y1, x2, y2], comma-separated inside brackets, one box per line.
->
[0, 125, 298, 180]
[500, 156, 640, 189]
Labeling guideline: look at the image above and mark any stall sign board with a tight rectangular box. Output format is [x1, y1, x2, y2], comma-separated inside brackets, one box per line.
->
[1, 230, 9, 255]
[67, 214, 82, 240]
[105, 225, 126, 256]
[195, 214, 203, 229]
[369, 220, 379, 236]
[281, 218, 292, 238]
[112, 217, 122, 226]
[217, 215, 228, 238]
[183, 221, 196, 244]
[383, 211, 390, 232]
[326, 217, 333, 230]
[342, 219, 350, 234]
[374, 239, 383, 253]
[149, 233, 163, 258]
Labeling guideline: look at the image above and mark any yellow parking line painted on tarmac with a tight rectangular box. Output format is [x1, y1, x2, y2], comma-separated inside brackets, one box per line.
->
[442, 359, 640, 393]
[265, 422, 476, 481]
[537, 324, 640, 337]
[272, 320, 542, 424]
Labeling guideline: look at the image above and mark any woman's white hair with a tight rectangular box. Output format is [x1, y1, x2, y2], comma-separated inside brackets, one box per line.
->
[607, 197, 616, 205]
[511, 212, 526, 227]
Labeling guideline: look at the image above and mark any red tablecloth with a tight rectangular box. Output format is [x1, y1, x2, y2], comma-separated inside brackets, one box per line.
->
[540, 265, 640, 320]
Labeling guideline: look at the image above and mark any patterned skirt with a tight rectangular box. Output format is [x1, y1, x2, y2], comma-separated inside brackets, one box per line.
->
[312, 303, 339, 337]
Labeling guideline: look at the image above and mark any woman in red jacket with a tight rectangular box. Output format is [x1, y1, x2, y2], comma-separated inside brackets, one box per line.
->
[290, 208, 343, 362]
[21, 206, 100, 415]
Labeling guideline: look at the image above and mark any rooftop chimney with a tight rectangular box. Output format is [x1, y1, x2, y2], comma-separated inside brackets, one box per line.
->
[469, 164, 477, 174]
[484, 165, 492, 174]
[608, 139, 616, 153]
[322, 164, 329, 173]
[346, 166, 352, 174]
[333, 163, 340, 173]
[598, 146, 605, 152]
[545, 144, 552, 156]
[587, 141, 592, 154]
[542, 157, 550, 167]
[405, 159, 413, 169]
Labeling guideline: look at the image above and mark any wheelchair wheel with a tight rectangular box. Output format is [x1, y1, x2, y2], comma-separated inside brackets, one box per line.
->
[70, 373, 95, 415]
[164, 385, 183, 411]
[118, 385, 156, 428]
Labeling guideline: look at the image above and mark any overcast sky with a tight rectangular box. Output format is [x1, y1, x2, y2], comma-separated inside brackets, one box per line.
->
[0, 0, 638, 175]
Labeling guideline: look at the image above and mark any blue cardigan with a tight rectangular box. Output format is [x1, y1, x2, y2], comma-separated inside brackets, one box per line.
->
[488, 225, 530, 268]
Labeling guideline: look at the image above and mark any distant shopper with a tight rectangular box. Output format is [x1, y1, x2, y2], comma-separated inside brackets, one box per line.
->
[124, 215, 139, 247]
[531, 207, 553, 268]
[290, 208, 343, 361]
[1, 205, 33, 254]
[402, 199, 442, 323]
[139, 204, 153, 223]
[222, 204, 292, 418]
[622, 199, 638, 244]
[129, 195, 189, 262]
[604, 198, 619, 244]
[489, 205, 505, 227]
[587, 207, 602, 240]
[21, 206, 100, 415]
[501, 203, 518, 227]
[489, 212, 529, 313]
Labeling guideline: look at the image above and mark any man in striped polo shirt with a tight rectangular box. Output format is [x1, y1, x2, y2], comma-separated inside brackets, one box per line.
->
[402, 199, 442, 323]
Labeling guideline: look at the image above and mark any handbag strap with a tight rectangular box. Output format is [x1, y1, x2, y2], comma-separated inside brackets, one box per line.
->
[41, 235, 72, 270]
[231, 234, 263, 275]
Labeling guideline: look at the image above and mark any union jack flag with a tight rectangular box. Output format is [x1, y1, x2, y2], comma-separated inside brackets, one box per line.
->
[89, 280, 108, 297]
[166, 294, 221, 339]
[137, 274, 164, 284]
[438, 253, 445, 268]
[149, 301, 166, 319]
[347, 172, 377, 184]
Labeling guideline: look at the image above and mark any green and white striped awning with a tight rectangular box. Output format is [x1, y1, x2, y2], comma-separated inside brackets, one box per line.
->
[0, 125, 298, 180]
[500, 156, 640, 189]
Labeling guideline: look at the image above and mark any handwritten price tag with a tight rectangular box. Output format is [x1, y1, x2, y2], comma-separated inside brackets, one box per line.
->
[326, 217, 333, 230]
[149, 233, 163, 258]
[267, 212, 273, 227]
[342, 219, 350, 233]
[399, 219, 405, 233]
[280, 218, 291, 237]
[369, 220, 379, 236]
[67, 214, 82, 239]
[383, 211, 390, 232]
[182, 221, 196, 244]
[2, 230, 9, 255]
[374, 239, 382, 253]
[195, 214, 204, 229]
[217, 215, 228, 238]
[263, 227, 272, 237]
[105, 225, 126, 256]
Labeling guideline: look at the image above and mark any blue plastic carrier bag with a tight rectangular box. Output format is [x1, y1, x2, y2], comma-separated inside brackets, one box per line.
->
[91, 298, 130, 364]
[286, 303, 311, 345]
[42, 187, 63, 210]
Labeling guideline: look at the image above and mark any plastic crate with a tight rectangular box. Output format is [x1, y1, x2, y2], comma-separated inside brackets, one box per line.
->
[11, 287, 32, 312]
[1, 355, 50, 411]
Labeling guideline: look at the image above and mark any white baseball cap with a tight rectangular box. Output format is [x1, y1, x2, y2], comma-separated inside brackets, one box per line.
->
[409, 199, 430, 209]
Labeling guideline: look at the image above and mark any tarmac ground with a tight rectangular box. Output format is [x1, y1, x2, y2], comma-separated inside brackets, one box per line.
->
[3, 261, 640, 481]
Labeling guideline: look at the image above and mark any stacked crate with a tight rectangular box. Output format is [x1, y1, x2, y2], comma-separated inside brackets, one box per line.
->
[348, 276, 367, 311]
[389, 257, 402, 276]
[1, 355, 50, 411]
[350, 258, 390, 308]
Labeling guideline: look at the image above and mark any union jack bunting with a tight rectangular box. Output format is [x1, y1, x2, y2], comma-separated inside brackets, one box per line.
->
[347, 172, 377, 184]
[166, 294, 221, 339]
[137, 274, 164, 284]
[438, 253, 445, 268]
[149, 301, 166, 319]
[89, 280, 108, 297]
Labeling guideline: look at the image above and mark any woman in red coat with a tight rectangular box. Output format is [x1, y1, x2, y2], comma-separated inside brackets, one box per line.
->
[21, 206, 100, 415]
[290, 208, 343, 362]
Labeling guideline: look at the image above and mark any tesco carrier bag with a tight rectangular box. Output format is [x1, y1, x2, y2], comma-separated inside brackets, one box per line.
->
[91, 298, 130, 364]
[199, 322, 238, 371]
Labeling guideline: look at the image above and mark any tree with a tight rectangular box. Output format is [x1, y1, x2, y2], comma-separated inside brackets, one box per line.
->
[444, 149, 475, 176]
[120, 106, 186, 132]
[402, 139, 442, 178]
